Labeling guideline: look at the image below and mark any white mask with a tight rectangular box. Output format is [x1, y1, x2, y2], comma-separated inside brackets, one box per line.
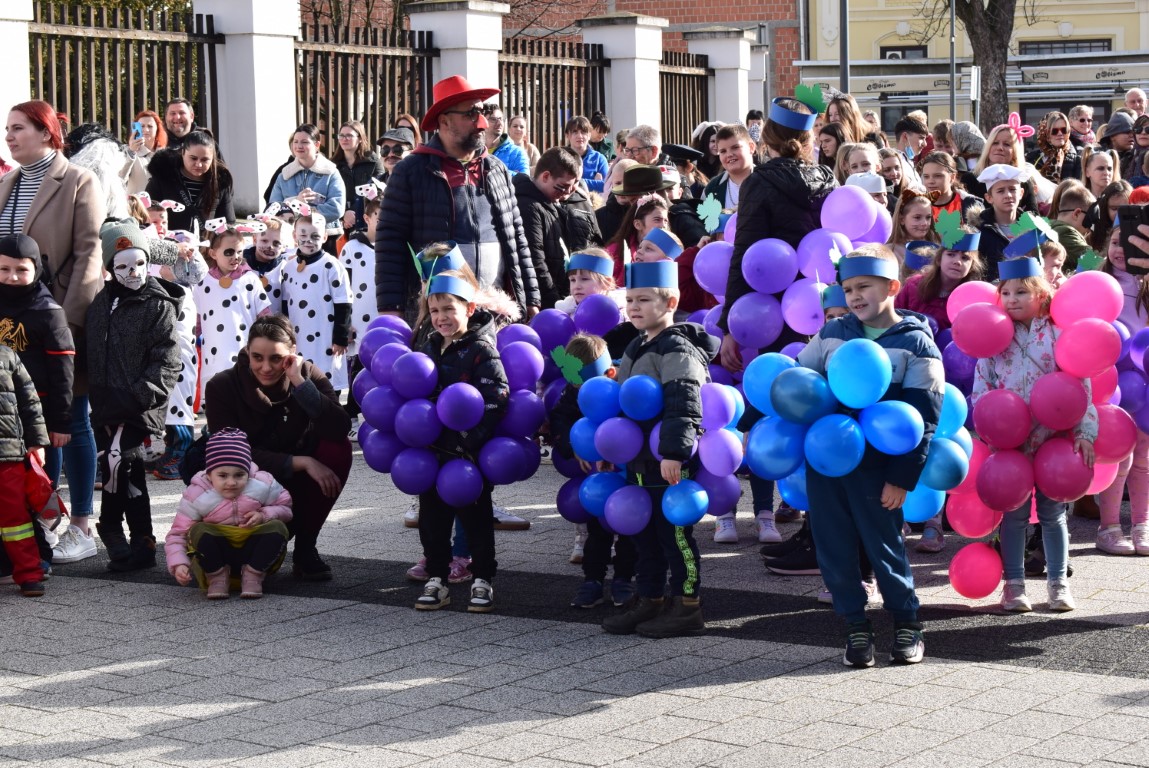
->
[112, 248, 148, 291]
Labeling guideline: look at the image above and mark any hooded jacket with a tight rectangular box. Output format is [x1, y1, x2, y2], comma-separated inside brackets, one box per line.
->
[0, 345, 49, 461]
[976, 206, 1014, 281]
[269, 154, 347, 235]
[144, 149, 235, 233]
[513, 173, 564, 309]
[374, 135, 540, 321]
[0, 274, 74, 434]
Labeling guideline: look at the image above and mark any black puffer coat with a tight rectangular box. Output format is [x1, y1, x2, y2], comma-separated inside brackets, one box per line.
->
[976, 206, 1012, 282]
[144, 149, 235, 233]
[559, 187, 603, 254]
[513, 174, 564, 309]
[336, 151, 386, 230]
[0, 345, 49, 460]
[0, 282, 74, 433]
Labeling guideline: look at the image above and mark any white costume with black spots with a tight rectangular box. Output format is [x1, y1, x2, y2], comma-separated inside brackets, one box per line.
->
[281, 253, 352, 390]
[167, 286, 199, 425]
[257, 253, 289, 307]
[338, 232, 376, 355]
[194, 270, 271, 396]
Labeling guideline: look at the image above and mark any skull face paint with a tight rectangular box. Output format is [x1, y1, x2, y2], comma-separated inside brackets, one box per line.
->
[112, 248, 148, 290]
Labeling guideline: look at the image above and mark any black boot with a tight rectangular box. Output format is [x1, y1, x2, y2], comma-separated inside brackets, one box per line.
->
[635, 596, 705, 639]
[292, 539, 332, 582]
[108, 536, 156, 572]
[602, 595, 663, 635]
[96, 521, 131, 563]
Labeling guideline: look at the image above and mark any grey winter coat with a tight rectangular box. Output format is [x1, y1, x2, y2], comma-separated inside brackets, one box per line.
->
[0, 345, 49, 461]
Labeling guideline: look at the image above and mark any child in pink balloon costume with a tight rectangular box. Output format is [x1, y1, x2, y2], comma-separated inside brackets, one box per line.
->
[973, 255, 1097, 612]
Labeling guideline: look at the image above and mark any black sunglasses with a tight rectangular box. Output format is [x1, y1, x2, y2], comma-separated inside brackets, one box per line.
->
[380, 144, 409, 157]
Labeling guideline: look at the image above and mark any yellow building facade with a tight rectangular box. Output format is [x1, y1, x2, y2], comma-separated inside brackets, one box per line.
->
[796, 0, 1149, 130]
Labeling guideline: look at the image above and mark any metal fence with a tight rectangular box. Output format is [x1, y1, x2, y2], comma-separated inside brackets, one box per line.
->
[28, 1, 223, 141]
[498, 38, 608, 153]
[660, 50, 711, 146]
[295, 24, 436, 151]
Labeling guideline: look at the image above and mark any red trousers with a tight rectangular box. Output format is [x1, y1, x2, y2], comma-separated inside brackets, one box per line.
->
[0, 461, 42, 584]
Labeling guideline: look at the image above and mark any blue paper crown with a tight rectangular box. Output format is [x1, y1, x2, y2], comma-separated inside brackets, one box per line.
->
[568, 252, 614, 277]
[626, 261, 678, 290]
[426, 274, 475, 301]
[838, 255, 899, 282]
[418, 242, 465, 280]
[820, 284, 847, 311]
[905, 241, 939, 272]
[768, 97, 818, 131]
[998, 257, 1043, 281]
[948, 231, 981, 251]
[1003, 229, 1048, 259]
[714, 211, 734, 236]
[641, 228, 683, 261]
[563, 351, 612, 386]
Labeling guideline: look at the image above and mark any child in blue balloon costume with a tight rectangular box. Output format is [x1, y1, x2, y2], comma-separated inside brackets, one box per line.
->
[602, 261, 720, 638]
[798, 245, 944, 667]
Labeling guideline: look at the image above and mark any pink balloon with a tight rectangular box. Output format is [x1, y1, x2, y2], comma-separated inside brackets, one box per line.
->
[1034, 437, 1094, 502]
[1087, 462, 1120, 495]
[976, 449, 1033, 512]
[952, 438, 990, 495]
[1094, 404, 1138, 463]
[1050, 270, 1123, 325]
[693, 241, 734, 296]
[952, 303, 1014, 359]
[856, 205, 893, 245]
[820, 186, 878, 240]
[781, 278, 826, 336]
[742, 238, 798, 295]
[947, 281, 998, 323]
[1029, 372, 1088, 432]
[946, 492, 1003, 538]
[949, 542, 1003, 599]
[797, 229, 853, 282]
[973, 389, 1031, 450]
[1056, 319, 1121, 379]
[1092, 366, 1119, 405]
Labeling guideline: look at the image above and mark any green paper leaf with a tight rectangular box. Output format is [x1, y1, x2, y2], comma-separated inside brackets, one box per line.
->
[550, 346, 585, 385]
[698, 194, 723, 234]
[1076, 249, 1105, 272]
[794, 83, 828, 113]
[936, 209, 965, 248]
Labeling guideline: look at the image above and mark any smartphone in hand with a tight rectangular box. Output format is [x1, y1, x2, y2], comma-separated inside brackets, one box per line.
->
[1120, 205, 1149, 276]
[131, 121, 144, 141]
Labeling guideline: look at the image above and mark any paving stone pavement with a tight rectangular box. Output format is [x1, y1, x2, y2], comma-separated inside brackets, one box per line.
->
[3, 442, 1149, 767]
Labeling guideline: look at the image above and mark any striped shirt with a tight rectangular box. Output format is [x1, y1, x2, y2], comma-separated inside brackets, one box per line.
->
[0, 152, 57, 236]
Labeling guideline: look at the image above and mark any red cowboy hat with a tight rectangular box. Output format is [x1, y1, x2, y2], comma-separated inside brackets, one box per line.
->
[421, 75, 501, 132]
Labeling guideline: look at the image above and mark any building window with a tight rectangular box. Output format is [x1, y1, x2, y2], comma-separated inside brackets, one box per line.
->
[879, 45, 927, 61]
[1019, 39, 1111, 55]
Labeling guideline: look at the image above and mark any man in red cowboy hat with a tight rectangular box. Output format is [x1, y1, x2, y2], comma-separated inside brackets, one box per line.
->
[375, 75, 540, 322]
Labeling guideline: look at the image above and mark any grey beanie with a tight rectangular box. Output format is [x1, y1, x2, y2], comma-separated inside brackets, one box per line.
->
[1105, 111, 1135, 137]
[950, 121, 985, 157]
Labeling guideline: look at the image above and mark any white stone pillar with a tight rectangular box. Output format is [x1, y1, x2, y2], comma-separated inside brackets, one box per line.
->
[407, 0, 508, 93]
[0, 1, 33, 116]
[749, 43, 769, 113]
[684, 27, 754, 125]
[193, 0, 299, 215]
[579, 13, 668, 134]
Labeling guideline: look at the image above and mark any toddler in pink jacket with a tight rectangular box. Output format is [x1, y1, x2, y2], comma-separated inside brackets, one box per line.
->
[166, 428, 292, 599]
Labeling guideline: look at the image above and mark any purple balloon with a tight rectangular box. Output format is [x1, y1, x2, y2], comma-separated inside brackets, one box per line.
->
[797, 229, 853, 282]
[1134, 401, 1149, 433]
[542, 377, 566, 412]
[781, 277, 826, 336]
[594, 417, 645, 465]
[358, 327, 405, 369]
[701, 383, 737, 431]
[391, 448, 438, 495]
[361, 385, 405, 432]
[553, 450, 588, 479]
[357, 421, 375, 448]
[699, 429, 743, 476]
[478, 437, 524, 485]
[687, 309, 708, 324]
[436, 382, 485, 431]
[1119, 369, 1148, 414]
[694, 467, 742, 516]
[391, 352, 438, 399]
[942, 342, 976, 395]
[1114, 320, 1131, 361]
[727, 292, 783, 350]
[604, 485, 653, 535]
[498, 323, 543, 352]
[742, 238, 798, 295]
[530, 309, 577, 355]
[855, 204, 892, 245]
[394, 399, 442, 448]
[557, 477, 592, 523]
[723, 211, 739, 243]
[498, 390, 547, 438]
[709, 364, 735, 386]
[574, 293, 622, 336]
[693, 241, 734, 296]
[1133, 328, 1149, 371]
[821, 186, 878, 240]
[703, 304, 725, 339]
[352, 367, 378, 405]
[436, 459, 483, 507]
[367, 314, 414, 344]
[779, 341, 806, 359]
[362, 430, 404, 473]
[370, 342, 409, 386]
[514, 436, 543, 480]
[648, 420, 697, 461]
[935, 328, 953, 351]
[502, 341, 545, 392]
[540, 356, 562, 386]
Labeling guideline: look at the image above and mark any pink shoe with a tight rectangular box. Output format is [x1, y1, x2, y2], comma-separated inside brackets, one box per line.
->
[240, 565, 265, 599]
[448, 556, 473, 584]
[406, 558, 430, 582]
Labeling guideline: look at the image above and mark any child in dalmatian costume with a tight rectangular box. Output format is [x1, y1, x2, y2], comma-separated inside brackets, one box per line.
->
[339, 182, 383, 417]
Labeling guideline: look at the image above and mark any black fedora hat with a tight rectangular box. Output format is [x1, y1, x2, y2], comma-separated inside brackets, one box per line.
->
[611, 164, 677, 195]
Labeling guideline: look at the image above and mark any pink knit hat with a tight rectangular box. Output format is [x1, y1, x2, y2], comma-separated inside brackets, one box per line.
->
[205, 428, 252, 473]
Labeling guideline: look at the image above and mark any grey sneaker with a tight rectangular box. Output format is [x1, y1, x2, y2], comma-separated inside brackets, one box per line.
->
[1048, 579, 1075, 612]
[1001, 579, 1032, 613]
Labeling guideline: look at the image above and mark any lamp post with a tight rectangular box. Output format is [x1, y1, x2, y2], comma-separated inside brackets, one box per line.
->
[840, 0, 849, 92]
[949, 0, 956, 118]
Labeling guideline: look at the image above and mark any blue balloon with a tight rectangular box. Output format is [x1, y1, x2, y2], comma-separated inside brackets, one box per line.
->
[919, 437, 969, 491]
[950, 426, 973, 458]
[741, 353, 797, 416]
[662, 479, 710, 526]
[777, 465, 809, 510]
[570, 417, 603, 462]
[726, 386, 746, 429]
[902, 485, 945, 523]
[770, 367, 838, 425]
[619, 375, 664, 421]
[746, 417, 808, 480]
[937, 383, 969, 438]
[860, 401, 925, 455]
[578, 472, 628, 518]
[805, 414, 865, 477]
[827, 339, 892, 409]
[578, 376, 621, 423]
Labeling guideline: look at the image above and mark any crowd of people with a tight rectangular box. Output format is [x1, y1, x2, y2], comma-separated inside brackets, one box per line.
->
[1, 77, 1149, 667]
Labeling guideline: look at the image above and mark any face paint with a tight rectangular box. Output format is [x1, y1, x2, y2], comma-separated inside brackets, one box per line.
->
[112, 248, 148, 291]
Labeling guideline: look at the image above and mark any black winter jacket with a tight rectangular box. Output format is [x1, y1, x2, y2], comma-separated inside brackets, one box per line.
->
[85, 277, 181, 437]
[0, 344, 49, 460]
[336, 151, 387, 230]
[1025, 146, 1082, 185]
[976, 206, 1013, 281]
[720, 157, 837, 335]
[145, 149, 235, 233]
[419, 309, 509, 459]
[549, 383, 581, 461]
[514, 174, 565, 309]
[0, 283, 74, 433]
[595, 196, 628, 244]
[375, 137, 540, 321]
[669, 199, 708, 249]
[559, 188, 603, 254]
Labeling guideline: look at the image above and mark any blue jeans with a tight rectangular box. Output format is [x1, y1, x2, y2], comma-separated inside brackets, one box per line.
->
[1001, 491, 1067, 581]
[749, 475, 774, 512]
[45, 395, 96, 518]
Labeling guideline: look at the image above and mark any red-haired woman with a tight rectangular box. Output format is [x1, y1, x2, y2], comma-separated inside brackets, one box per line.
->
[127, 109, 168, 166]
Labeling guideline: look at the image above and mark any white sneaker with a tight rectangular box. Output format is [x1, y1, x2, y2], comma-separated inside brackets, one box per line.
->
[570, 524, 587, 564]
[1097, 525, 1135, 555]
[403, 505, 419, 528]
[415, 577, 450, 610]
[817, 585, 833, 604]
[52, 525, 97, 564]
[1048, 579, 1075, 612]
[713, 515, 738, 544]
[493, 506, 530, 531]
[1001, 579, 1032, 612]
[37, 517, 59, 549]
[468, 578, 495, 612]
[757, 512, 781, 543]
[863, 579, 881, 605]
[1132, 524, 1149, 556]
